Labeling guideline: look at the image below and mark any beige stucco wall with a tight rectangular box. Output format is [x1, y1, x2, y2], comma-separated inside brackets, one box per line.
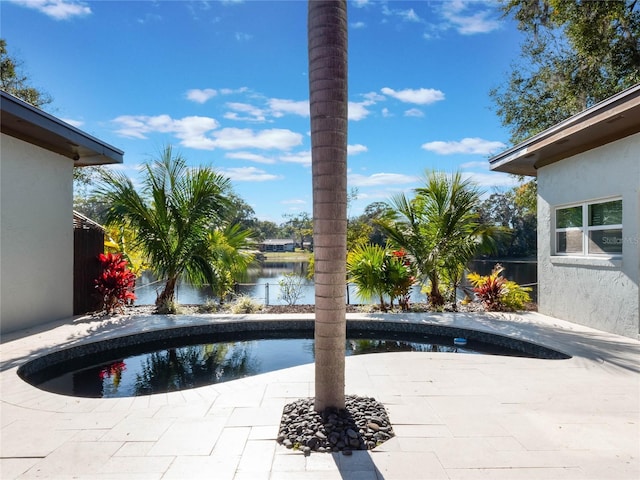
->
[1, 133, 74, 334]
[537, 132, 640, 339]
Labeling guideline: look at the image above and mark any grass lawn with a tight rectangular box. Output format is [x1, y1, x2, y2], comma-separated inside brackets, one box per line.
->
[261, 250, 312, 262]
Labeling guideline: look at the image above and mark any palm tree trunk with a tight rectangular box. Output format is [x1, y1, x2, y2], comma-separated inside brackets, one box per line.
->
[156, 276, 178, 308]
[429, 272, 444, 307]
[308, 0, 348, 412]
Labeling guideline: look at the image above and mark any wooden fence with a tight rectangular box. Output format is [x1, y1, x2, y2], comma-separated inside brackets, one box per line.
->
[73, 226, 103, 314]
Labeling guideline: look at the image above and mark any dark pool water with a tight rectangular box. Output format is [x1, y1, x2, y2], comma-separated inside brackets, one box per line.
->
[30, 331, 528, 399]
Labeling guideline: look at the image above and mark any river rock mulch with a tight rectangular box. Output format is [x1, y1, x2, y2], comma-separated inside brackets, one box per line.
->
[276, 395, 394, 456]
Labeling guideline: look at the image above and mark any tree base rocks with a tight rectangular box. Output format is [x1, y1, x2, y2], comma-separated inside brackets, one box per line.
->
[277, 395, 394, 455]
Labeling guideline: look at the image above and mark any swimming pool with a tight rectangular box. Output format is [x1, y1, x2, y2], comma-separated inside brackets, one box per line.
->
[18, 319, 570, 398]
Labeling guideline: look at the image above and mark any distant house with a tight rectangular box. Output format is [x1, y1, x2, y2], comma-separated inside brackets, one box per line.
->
[258, 238, 296, 253]
[1, 91, 123, 335]
[489, 85, 640, 339]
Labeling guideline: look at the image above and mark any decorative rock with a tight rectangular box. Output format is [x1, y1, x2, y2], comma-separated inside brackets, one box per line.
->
[276, 395, 395, 456]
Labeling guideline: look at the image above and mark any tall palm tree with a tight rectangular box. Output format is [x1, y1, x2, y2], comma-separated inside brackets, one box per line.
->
[308, 0, 348, 412]
[96, 145, 231, 310]
[381, 171, 495, 307]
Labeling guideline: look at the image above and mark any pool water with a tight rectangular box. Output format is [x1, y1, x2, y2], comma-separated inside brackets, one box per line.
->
[33, 333, 509, 398]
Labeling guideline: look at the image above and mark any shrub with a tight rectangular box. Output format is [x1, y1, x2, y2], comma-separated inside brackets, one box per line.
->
[156, 299, 182, 314]
[467, 264, 531, 311]
[229, 295, 262, 314]
[278, 273, 305, 306]
[197, 298, 220, 313]
[386, 249, 415, 311]
[95, 252, 136, 314]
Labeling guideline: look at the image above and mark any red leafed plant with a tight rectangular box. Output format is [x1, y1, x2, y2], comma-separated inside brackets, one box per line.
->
[95, 252, 136, 314]
[467, 264, 507, 311]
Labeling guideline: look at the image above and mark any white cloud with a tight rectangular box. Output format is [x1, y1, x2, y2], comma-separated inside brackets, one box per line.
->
[421, 137, 506, 155]
[399, 8, 420, 22]
[9, 0, 91, 20]
[235, 32, 252, 41]
[351, 21, 366, 29]
[362, 91, 385, 103]
[281, 199, 306, 205]
[441, 0, 501, 35]
[225, 151, 276, 164]
[224, 102, 267, 122]
[381, 3, 422, 23]
[220, 87, 249, 95]
[219, 166, 281, 182]
[112, 114, 220, 150]
[269, 98, 309, 117]
[462, 171, 519, 189]
[352, 0, 370, 7]
[210, 128, 303, 150]
[349, 172, 418, 187]
[280, 151, 311, 166]
[348, 144, 368, 155]
[186, 88, 218, 103]
[61, 117, 84, 128]
[381, 87, 445, 105]
[460, 160, 490, 170]
[404, 108, 424, 117]
[381, 108, 391, 117]
[349, 101, 372, 121]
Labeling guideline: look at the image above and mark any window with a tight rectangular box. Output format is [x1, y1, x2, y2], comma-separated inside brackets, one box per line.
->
[555, 199, 622, 256]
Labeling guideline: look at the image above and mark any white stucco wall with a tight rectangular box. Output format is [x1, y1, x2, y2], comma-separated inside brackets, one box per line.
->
[1, 134, 74, 334]
[537, 132, 640, 339]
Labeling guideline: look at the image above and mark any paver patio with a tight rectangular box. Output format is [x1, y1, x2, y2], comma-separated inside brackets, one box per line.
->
[1, 311, 638, 479]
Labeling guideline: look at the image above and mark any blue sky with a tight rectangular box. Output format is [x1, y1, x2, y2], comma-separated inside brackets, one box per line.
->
[3, 0, 525, 221]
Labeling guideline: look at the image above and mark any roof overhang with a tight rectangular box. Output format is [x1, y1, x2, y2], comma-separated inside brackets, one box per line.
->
[489, 84, 640, 177]
[0, 90, 123, 166]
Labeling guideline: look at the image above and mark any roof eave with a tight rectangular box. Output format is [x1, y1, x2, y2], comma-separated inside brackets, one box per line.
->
[489, 84, 640, 177]
[0, 90, 123, 166]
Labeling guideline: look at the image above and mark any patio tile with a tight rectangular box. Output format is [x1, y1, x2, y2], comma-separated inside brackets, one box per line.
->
[226, 405, 284, 427]
[113, 441, 155, 457]
[147, 417, 227, 456]
[101, 416, 174, 442]
[0, 421, 78, 458]
[236, 439, 276, 473]
[210, 426, 251, 456]
[248, 425, 278, 440]
[99, 455, 174, 475]
[0, 458, 40, 479]
[370, 450, 448, 480]
[18, 441, 122, 479]
[158, 455, 240, 480]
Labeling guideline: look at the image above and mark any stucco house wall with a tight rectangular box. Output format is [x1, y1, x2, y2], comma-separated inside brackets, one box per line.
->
[1, 91, 123, 335]
[1, 134, 74, 333]
[537, 133, 640, 338]
[489, 85, 640, 340]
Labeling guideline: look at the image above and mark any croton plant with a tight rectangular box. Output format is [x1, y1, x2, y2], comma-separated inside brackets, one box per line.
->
[95, 252, 136, 314]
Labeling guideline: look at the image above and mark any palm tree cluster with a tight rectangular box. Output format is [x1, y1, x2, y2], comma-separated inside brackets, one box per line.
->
[349, 171, 497, 309]
[96, 146, 254, 312]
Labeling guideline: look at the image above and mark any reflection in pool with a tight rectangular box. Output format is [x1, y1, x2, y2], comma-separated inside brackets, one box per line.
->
[32, 334, 506, 398]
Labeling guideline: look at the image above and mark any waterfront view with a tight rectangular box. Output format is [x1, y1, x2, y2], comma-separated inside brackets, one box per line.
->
[133, 259, 537, 306]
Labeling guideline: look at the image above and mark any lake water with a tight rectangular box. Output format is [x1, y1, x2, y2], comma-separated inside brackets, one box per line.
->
[134, 259, 537, 306]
